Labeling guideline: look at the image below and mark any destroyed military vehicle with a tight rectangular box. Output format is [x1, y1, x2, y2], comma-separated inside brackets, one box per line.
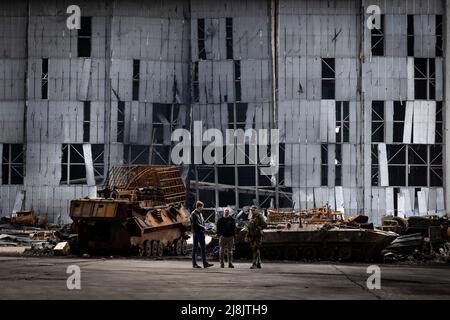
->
[69, 165, 190, 256]
[234, 206, 398, 262]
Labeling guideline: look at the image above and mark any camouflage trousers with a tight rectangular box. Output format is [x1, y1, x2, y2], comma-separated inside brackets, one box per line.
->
[219, 236, 234, 265]
[249, 237, 262, 265]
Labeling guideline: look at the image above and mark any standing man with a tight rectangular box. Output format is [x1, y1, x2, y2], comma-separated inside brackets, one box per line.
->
[191, 201, 214, 268]
[246, 205, 267, 269]
[217, 207, 236, 268]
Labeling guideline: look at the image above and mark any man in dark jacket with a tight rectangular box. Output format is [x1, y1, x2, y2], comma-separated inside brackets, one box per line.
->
[190, 201, 214, 268]
[216, 207, 236, 268]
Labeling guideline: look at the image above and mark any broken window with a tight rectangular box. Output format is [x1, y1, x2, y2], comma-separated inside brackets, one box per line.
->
[91, 144, 105, 180]
[436, 15, 442, 57]
[2, 144, 24, 185]
[335, 144, 341, 186]
[408, 145, 427, 186]
[41, 58, 48, 100]
[430, 145, 443, 186]
[61, 144, 104, 185]
[371, 14, 384, 56]
[124, 145, 149, 164]
[193, 61, 199, 103]
[234, 60, 241, 102]
[197, 18, 206, 60]
[78, 16, 91, 58]
[374, 144, 443, 187]
[393, 101, 405, 143]
[407, 15, 414, 57]
[387, 145, 406, 186]
[321, 144, 328, 186]
[152, 103, 179, 145]
[132, 59, 140, 101]
[414, 58, 435, 100]
[336, 101, 349, 143]
[371, 101, 384, 142]
[228, 103, 248, 130]
[371, 144, 379, 186]
[83, 101, 90, 143]
[117, 101, 125, 143]
[435, 102, 443, 143]
[226, 17, 233, 59]
[321, 58, 335, 99]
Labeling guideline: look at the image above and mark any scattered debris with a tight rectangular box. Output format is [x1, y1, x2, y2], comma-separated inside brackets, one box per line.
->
[53, 241, 70, 256]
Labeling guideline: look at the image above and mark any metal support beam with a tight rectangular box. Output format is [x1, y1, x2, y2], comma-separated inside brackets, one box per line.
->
[445, 0, 450, 214]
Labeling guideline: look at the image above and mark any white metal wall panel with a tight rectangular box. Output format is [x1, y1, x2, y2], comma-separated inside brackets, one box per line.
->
[83, 144, 95, 186]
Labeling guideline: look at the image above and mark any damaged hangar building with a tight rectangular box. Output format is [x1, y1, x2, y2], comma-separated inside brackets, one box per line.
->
[0, 0, 449, 225]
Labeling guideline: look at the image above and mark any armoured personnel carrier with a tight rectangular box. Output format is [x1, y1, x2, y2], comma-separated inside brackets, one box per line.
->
[70, 165, 190, 256]
[234, 206, 398, 261]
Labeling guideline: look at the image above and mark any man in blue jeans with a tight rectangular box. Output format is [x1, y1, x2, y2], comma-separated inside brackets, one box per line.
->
[190, 201, 214, 268]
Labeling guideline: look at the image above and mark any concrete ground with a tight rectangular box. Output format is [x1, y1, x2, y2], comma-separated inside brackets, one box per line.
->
[0, 256, 449, 299]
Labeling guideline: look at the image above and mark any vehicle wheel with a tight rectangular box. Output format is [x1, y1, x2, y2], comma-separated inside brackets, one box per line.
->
[175, 239, 183, 256]
[145, 241, 152, 257]
[264, 247, 281, 260]
[181, 239, 188, 255]
[320, 247, 335, 261]
[156, 241, 164, 257]
[138, 244, 145, 257]
[338, 246, 352, 261]
[284, 247, 298, 260]
[151, 240, 159, 256]
[302, 247, 317, 260]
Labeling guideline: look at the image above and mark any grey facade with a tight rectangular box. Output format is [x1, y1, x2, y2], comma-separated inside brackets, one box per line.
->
[0, 0, 448, 225]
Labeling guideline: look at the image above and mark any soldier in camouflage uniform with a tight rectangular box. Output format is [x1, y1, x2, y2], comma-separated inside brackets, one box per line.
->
[245, 206, 267, 269]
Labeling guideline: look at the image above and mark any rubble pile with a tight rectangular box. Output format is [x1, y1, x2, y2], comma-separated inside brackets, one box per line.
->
[0, 216, 72, 256]
[381, 214, 450, 264]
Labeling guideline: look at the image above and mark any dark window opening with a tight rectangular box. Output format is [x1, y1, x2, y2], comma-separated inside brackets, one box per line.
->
[117, 101, 125, 143]
[407, 15, 414, 57]
[197, 19, 206, 60]
[124, 145, 149, 165]
[408, 166, 427, 187]
[387, 144, 406, 164]
[408, 145, 427, 165]
[228, 103, 248, 131]
[83, 101, 90, 143]
[41, 58, 48, 99]
[234, 60, 241, 102]
[78, 17, 91, 57]
[436, 15, 442, 57]
[152, 103, 179, 146]
[226, 18, 233, 59]
[321, 58, 335, 99]
[193, 62, 199, 102]
[371, 14, 384, 56]
[387, 145, 407, 186]
[321, 144, 328, 186]
[371, 144, 379, 186]
[150, 145, 170, 165]
[91, 144, 105, 179]
[61, 144, 104, 185]
[389, 165, 406, 186]
[2, 144, 24, 185]
[371, 101, 384, 142]
[414, 58, 435, 100]
[336, 101, 349, 143]
[335, 144, 341, 186]
[393, 101, 405, 142]
[238, 166, 255, 186]
[132, 59, 140, 101]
